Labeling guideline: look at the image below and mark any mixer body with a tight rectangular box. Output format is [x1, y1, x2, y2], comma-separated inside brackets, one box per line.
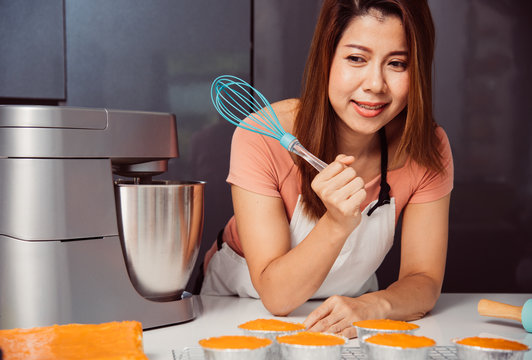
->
[0, 105, 204, 329]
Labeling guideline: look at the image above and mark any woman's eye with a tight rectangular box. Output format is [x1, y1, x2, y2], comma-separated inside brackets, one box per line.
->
[347, 55, 365, 63]
[389, 60, 407, 70]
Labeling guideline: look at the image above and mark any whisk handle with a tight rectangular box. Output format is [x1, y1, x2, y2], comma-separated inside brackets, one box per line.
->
[287, 139, 328, 172]
[279, 133, 327, 172]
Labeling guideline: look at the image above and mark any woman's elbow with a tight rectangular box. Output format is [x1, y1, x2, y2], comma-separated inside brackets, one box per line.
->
[258, 291, 300, 316]
[418, 280, 442, 317]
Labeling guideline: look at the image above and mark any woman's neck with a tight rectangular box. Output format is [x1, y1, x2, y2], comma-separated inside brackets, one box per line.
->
[336, 122, 382, 160]
[336, 116, 405, 169]
[338, 133, 378, 160]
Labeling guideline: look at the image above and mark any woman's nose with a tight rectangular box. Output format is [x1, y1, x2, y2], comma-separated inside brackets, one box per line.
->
[363, 65, 386, 93]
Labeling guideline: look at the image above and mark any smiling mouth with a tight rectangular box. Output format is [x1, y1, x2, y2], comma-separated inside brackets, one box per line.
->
[353, 101, 387, 110]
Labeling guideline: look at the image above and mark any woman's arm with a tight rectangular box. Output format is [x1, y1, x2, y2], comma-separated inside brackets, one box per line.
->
[233, 155, 366, 315]
[304, 193, 450, 338]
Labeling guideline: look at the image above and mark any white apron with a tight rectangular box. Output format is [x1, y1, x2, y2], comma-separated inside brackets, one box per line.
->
[201, 195, 396, 298]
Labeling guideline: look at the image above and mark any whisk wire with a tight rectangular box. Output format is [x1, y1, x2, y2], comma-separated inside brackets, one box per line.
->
[211, 75, 328, 172]
[214, 86, 270, 138]
[212, 77, 285, 140]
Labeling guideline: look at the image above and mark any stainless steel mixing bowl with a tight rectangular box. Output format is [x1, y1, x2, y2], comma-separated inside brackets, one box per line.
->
[114, 180, 205, 301]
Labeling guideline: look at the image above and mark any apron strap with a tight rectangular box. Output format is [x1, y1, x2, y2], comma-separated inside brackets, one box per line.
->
[216, 228, 224, 250]
[367, 127, 391, 216]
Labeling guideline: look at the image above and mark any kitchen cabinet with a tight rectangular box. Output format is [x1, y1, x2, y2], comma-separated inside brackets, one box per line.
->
[0, 0, 65, 100]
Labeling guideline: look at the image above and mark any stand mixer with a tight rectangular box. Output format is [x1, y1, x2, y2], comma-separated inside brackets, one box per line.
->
[0, 105, 204, 330]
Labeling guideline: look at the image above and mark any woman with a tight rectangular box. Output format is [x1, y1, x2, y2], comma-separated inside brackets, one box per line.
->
[201, 0, 453, 339]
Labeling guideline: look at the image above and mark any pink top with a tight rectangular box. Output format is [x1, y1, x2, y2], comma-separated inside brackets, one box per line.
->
[208, 125, 453, 264]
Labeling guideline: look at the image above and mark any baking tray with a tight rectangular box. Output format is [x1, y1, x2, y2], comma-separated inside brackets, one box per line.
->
[174, 345, 459, 359]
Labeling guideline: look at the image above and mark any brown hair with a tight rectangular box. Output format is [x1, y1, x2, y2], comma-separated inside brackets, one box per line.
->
[294, 0, 441, 219]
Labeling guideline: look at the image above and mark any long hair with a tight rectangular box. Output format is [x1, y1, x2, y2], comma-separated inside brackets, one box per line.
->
[294, 0, 441, 219]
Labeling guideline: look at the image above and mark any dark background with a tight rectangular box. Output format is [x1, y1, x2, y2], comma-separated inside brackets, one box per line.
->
[1, 0, 530, 293]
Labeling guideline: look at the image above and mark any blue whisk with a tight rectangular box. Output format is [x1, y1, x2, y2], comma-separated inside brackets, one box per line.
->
[211, 75, 327, 172]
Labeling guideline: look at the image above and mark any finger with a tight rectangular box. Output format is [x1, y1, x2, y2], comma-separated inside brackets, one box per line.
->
[307, 309, 346, 333]
[345, 188, 367, 208]
[327, 318, 354, 335]
[320, 166, 358, 195]
[315, 160, 347, 183]
[312, 167, 354, 199]
[307, 314, 343, 333]
[303, 302, 334, 329]
[341, 325, 358, 339]
[323, 155, 355, 178]
[335, 176, 365, 199]
[330, 182, 366, 216]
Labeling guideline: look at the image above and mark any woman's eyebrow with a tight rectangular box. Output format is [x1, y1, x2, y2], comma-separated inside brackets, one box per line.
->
[344, 44, 408, 57]
[344, 44, 371, 52]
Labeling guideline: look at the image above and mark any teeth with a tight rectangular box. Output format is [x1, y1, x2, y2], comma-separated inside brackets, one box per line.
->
[357, 102, 385, 110]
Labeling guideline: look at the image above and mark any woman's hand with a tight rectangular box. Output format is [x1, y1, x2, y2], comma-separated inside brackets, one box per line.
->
[311, 154, 366, 235]
[303, 295, 382, 339]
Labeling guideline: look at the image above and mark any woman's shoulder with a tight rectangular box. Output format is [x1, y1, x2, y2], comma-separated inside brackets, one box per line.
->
[231, 98, 302, 163]
[434, 125, 450, 144]
[402, 125, 452, 172]
[228, 99, 301, 199]
[233, 98, 299, 143]
[433, 126, 453, 163]
[270, 98, 300, 133]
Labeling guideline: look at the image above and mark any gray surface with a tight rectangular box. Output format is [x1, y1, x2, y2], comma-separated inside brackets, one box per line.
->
[145, 294, 531, 360]
[253, 0, 322, 103]
[426, 0, 532, 292]
[0, 0, 65, 99]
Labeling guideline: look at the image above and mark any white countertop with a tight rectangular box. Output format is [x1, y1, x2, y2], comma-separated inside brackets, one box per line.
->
[143, 293, 532, 360]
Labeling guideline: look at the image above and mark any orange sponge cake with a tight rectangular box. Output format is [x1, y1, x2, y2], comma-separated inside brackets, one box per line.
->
[0, 321, 147, 360]
[456, 337, 528, 351]
[238, 318, 305, 332]
[353, 319, 419, 331]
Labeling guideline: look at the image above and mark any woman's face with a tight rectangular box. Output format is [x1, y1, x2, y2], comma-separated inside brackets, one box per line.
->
[328, 10, 409, 135]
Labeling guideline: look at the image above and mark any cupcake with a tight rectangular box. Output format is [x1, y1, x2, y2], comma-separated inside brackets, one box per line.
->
[238, 318, 305, 336]
[353, 319, 419, 338]
[277, 331, 347, 360]
[453, 336, 530, 360]
[360, 333, 436, 360]
[238, 318, 305, 358]
[198, 335, 272, 360]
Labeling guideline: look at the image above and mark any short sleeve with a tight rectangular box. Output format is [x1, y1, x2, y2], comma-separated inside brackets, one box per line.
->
[226, 126, 285, 197]
[408, 127, 454, 203]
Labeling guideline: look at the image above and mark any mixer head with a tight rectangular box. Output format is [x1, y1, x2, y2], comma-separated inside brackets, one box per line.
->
[112, 159, 170, 184]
